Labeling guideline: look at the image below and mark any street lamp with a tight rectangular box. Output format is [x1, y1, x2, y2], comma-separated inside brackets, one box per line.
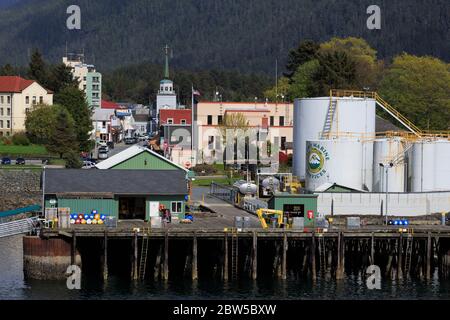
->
[379, 162, 394, 225]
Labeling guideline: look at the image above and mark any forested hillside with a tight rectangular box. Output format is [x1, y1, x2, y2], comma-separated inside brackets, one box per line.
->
[0, 0, 448, 73]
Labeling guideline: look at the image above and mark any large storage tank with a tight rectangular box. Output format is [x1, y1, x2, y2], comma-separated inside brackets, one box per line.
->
[372, 138, 406, 192]
[410, 140, 450, 192]
[293, 97, 376, 180]
[305, 139, 364, 191]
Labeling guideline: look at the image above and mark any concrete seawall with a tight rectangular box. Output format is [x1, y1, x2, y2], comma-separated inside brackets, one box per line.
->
[23, 236, 81, 280]
[0, 170, 41, 212]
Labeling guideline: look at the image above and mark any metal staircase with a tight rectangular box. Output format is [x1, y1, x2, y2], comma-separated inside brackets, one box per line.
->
[0, 217, 39, 238]
[231, 229, 239, 280]
[139, 228, 150, 280]
[321, 99, 337, 139]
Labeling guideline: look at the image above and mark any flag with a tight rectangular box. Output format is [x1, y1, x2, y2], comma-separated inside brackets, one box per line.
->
[192, 88, 201, 105]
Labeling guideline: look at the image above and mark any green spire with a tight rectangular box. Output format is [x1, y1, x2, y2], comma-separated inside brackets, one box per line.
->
[164, 44, 170, 79]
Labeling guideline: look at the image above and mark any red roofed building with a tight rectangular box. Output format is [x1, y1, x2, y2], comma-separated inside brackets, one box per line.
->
[0, 76, 53, 136]
[101, 99, 121, 109]
[159, 109, 192, 125]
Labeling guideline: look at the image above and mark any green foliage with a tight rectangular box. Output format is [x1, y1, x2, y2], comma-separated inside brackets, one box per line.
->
[379, 54, 450, 131]
[288, 60, 320, 98]
[47, 108, 78, 158]
[25, 104, 65, 144]
[284, 40, 320, 79]
[0, 136, 12, 145]
[0, 64, 16, 76]
[27, 48, 49, 88]
[64, 151, 82, 169]
[263, 77, 291, 102]
[11, 132, 30, 146]
[54, 87, 93, 152]
[47, 63, 79, 93]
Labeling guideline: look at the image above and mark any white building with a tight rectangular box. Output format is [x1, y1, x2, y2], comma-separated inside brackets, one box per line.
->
[156, 45, 177, 115]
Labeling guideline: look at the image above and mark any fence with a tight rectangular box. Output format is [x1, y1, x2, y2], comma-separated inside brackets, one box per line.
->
[210, 182, 239, 205]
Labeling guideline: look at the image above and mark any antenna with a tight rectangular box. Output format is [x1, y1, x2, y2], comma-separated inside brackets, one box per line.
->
[275, 59, 278, 103]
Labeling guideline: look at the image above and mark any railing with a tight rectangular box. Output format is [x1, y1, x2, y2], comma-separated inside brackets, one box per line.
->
[0, 217, 40, 238]
[210, 182, 239, 205]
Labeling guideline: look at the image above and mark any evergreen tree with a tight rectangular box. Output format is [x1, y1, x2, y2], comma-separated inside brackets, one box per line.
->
[48, 63, 79, 93]
[27, 48, 49, 87]
[0, 64, 16, 76]
[46, 108, 78, 159]
[54, 87, 93, 152]
[284, 40, 320, 79]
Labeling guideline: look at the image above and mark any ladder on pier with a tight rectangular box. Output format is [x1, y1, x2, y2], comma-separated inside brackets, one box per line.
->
[321, 99, 337, 139]
[231, 229, 239, 280]
[0, 217, 39, 238]
[404, 235, 413, 277]
[318, 235, 326, 274]
[139, 228, 150, 280]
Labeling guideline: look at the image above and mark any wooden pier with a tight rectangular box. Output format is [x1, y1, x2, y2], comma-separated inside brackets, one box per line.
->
[40, 224, 450, 282]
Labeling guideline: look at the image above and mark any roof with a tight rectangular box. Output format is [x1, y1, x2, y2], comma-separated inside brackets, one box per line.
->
[160, 109, 192, 125]
[0, 76, 51, 93]
[101, 100, 121, 109]
[95, 145, 189, 172]
[160, 79, 173, 84]
[133, 114, 150, 122]
[92, 108, 115, 121]
[44, 169, 188, 195]
[314, 182, 366, 193]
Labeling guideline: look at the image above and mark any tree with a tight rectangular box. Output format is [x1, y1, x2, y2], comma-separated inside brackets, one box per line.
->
[320, 37, 382, 89]
[47, 108, 78, 159]
[48, 63, 79, 93]
[218, 112, 250, 166]
[288, 60, 320, 98]
[263, 77, 291, 102]
[25, 104, 64, 144]
[54, 87, 93, 152]
[310, 51, 357, 96]
[284, 40, 320, 79]
[65, 151, 82, 169]
[0, 64, 16, 76]
[27, 48, 49, 87]
[379, 54, 450, 131]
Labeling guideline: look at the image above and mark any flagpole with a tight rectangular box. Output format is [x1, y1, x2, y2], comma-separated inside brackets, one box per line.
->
[191, 85, 194, 164]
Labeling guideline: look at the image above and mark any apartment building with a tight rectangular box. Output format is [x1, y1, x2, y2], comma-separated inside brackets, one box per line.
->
[0, 76, 53, 136]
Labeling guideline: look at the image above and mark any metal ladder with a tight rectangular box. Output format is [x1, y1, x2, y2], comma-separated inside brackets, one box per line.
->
[231, 229, 239, 280]
[139, 227, 150, 280]
[404, 235, 413, 277]
[0, 217, 39, 238]
[321, 99, 337, 139]
[318, 235, 326, 274]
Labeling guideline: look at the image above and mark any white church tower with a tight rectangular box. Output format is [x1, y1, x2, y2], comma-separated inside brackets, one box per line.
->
[156, 45, 177, 115]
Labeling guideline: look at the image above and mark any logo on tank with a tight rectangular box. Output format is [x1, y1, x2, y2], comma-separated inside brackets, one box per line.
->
[307, 144, 330, 178]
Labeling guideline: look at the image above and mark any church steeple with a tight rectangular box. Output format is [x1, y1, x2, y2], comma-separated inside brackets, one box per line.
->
[164, 44, 170, 79]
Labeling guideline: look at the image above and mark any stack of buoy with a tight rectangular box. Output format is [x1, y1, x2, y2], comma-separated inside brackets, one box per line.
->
[70, 210, 107, 225]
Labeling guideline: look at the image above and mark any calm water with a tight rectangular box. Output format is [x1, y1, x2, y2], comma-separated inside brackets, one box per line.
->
[1, 235, 449, 300]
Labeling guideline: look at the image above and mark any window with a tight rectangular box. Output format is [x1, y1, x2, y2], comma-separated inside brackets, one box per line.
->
[171, 201, 182, 214]
[32, 96, 36, 105]
[160, 86, 163, 91]
[207, 115, 213, 125]
[25, 96, 29, 104]
[167, 118, 173, 125]
[83, 85, 86, 90]
[180, 119, 186, 125]
[39, 96, 43, 104]
[208, 136, 214, 150]
[0, 96, 3, 104]
[6, 120, 10, 129]
[279, 116, 285, 127]
[218, 115, 223, 125]
[25, 108, 30, 114]
[83, 76, 86, 81]
[281, 137, 286, 150]
[102, 121, 106, 128]
[7, 96, 10, 104]
[0, 108, 3, 116]
[270, 116, 274, 126]
[7, 108, 10, 116]
[0, 120, 3, 128]
[215, 136, 222, 150]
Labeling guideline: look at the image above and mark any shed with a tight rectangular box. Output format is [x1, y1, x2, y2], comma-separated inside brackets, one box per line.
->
[268, 193, 318, 227]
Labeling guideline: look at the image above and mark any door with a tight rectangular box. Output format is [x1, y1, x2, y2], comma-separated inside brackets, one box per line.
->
[149, 201, 160, 218]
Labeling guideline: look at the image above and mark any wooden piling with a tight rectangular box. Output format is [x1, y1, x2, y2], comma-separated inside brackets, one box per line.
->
[252, 231, 257, 280]
[311, 232, 316, 280]
[397, 234, 403, 280]
[132, 232, 138, 280]
[71, 231, 76, 265]
[223, 232, 229, 281]
[154, 243, 162, 280]
[163, 231, 169, 280]
[192, 232, 198, 280]
[371, 233, 375, 265]
[281, 233, 287, 280]
[336, 232, 344, 279]
[426, 232, 432, 279]
[103, 231, 108, 280]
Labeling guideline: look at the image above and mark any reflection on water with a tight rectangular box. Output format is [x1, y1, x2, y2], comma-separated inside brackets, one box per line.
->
[1, 235, 449, 300]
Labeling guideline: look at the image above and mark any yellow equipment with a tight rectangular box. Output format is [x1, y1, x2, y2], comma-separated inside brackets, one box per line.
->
[256, 208, 284, 229]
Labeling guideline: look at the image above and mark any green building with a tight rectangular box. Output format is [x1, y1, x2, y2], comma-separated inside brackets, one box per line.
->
[44, 146, 191, 221]
[268, 193, 318, 227]
[86, 71, 101, 108]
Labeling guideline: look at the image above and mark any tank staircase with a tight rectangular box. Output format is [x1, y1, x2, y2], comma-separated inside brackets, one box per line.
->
[139, 227, 150, 280]
[231, 229, 239, 280]
[404, 235, 414, 278]
[0, 217, 40, 238]
[321, 99, 338, 139]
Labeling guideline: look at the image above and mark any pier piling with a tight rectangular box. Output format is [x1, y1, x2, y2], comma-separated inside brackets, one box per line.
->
[281, 233, 287, 280]
[163, 231, 169, 280]
[103, 231, 108, 280]
[192, 232, 198, 280]
[223, 232, 229, 281]
[252, 231, 257, 280]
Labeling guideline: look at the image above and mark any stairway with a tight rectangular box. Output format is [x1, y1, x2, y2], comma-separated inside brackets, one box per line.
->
[231, 230, 239, 280]
[139, 228, 150, 280]
[0, 217, 39, 238]
[321, 99, 337, 139]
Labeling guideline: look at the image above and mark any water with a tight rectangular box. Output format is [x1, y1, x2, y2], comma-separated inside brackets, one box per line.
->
[1, 235, 449, 300]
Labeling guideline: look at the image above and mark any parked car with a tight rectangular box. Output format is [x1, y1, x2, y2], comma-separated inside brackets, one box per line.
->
[107, 141, 115, 149]
[1, 157, 11, 165]
[82, 161, 96, 169]
[98, 151, 108, 160]
[124, 137, 137, 145]
[15, 158, 26, 165]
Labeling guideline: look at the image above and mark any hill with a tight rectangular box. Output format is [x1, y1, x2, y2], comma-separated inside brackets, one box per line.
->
[0, 0, 448, 73]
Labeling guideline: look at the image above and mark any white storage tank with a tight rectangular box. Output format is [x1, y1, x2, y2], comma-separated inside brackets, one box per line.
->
[293, 96, 376, 180]
[410, 140, 450, 192]
[373, 138, 406, 192]
[305, 139, 364, 191]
